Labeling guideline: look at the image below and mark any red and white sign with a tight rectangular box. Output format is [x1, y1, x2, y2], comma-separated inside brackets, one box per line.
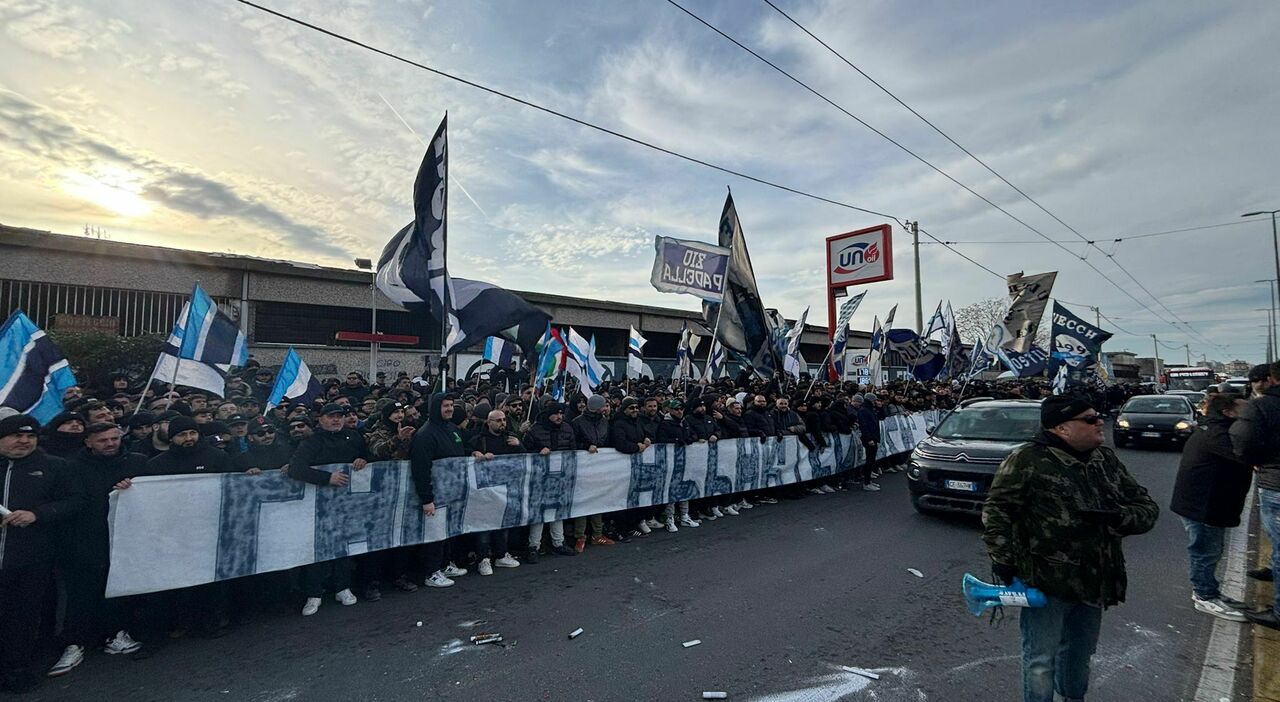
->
[826, 225, 893, 288]
[825, 224, 894, 341]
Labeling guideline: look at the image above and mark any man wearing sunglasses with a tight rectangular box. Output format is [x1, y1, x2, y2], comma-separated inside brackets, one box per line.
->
[982, 395, 1158, 702]
[237, 423, 291, 473]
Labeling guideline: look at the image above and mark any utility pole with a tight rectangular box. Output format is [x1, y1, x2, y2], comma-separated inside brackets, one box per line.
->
[1151, 334, 1161, 385]
[1092, 306, 1103, 370]
[910, 220, 923, 334]
[1184, 343, 1191, 367]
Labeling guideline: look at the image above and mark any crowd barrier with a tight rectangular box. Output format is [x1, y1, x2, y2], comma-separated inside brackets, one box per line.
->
[105, 410, 941, 597]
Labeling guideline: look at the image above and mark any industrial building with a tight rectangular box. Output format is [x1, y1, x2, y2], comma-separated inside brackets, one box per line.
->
[0, 224, 868, 384]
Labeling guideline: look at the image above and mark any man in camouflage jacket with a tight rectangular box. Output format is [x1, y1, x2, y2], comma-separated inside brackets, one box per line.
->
[982, 395, 1158, 702]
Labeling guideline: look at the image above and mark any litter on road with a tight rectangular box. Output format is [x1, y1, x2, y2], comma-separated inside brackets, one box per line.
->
[907, 568, 924, 578]
[841, 666, 880, 680]
[701, 692, 728, 699]
[683, 639, 702, 648]
[470, 633, 503, 646]
[569, 628, 584, 639]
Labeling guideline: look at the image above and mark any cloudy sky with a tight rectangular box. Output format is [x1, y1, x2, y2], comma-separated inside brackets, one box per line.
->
[1, 0, 1277, 362]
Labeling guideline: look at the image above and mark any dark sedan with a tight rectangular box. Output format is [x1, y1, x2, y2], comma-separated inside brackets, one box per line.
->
[906, 399, 1042, 514]
[1113, 394, 1196, 449]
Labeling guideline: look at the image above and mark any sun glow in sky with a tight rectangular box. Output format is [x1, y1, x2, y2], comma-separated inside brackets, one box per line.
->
[59, 166, 151, 218]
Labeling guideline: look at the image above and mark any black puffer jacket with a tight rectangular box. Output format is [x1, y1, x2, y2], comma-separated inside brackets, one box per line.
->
[1172, 414, 1253, 527]
[1, 449, 85, 570]
[523, 413, 577, 453]
[570, 412, 610, 450]
[1230, 384, 1280, 492]
[146, 442, 238, 475]
[287, 426, 370, 485]
[62, 448, 148, 566]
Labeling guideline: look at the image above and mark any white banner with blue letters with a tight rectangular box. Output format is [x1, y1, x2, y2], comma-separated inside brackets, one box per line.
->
[106, 412, 939, 597]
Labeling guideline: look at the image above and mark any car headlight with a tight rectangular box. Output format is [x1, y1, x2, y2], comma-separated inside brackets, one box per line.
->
[1175, 420, 1194, 431]
[907, 464, 922, 480]
[1116, 418, 1130, 428]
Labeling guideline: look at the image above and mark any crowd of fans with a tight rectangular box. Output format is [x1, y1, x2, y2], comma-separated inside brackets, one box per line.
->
[0, 356, 1140, 693]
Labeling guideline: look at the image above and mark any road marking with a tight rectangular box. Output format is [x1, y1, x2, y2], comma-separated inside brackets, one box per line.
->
[1192, 489, 1252, 702]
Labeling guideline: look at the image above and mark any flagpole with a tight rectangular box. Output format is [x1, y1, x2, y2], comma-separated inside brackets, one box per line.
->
[802, 343, 835, 403]
[439, 111, 450, 395]
[130, 355, 164, 417]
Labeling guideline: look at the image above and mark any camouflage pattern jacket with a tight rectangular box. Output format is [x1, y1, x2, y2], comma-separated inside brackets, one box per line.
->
[366, 421, 413, 460]
[982, 432, 1159, 608]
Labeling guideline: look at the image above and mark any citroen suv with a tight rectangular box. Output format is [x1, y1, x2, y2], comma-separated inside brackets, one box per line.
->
[906, 399, 1042, 514]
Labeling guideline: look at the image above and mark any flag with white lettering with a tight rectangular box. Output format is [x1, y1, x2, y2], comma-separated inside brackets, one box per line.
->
[650, 236, 730, 301]
[1050, 302, 1112, 368]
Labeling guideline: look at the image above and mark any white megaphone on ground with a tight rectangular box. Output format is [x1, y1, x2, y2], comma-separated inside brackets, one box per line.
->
[962, 572, 1047, 616]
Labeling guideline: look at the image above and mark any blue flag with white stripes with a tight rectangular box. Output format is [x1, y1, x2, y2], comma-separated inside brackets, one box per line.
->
[172, 283, 248, 365]
[0, 311, 78, 423]
[265, 347, 324, 411]
[483, 337, 514, 368]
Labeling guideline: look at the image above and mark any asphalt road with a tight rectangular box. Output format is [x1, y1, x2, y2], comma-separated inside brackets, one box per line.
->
[33, 437, 1250, 701]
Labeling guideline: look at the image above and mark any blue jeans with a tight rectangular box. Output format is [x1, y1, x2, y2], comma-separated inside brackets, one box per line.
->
[1180, 517, 1226, 599]
[1260, 488, 1280, 616]
[1020, 596, 1103, 702]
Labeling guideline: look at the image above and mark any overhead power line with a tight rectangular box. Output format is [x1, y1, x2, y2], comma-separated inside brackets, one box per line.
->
[233, 0, 1214, 350]
[920, 219, 1253, 245]
[751, 0, 1222, 350]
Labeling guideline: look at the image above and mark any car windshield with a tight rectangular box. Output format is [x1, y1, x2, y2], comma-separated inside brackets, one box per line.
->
[1123, 398, 1188, 414]
[933, 406, 1041, 441]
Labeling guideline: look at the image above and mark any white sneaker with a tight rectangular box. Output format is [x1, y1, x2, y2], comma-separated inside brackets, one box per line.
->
[48, 645, 84, 676]
[637, 520, 652, 535]
[699, 511, 717, 521]
[645, 518, 664, 529]
[807, 487, 824, 495]
[301, 597, 322, 616]
[478, 558, 494, 576]
[494, 553, 521, 568]
[425, 571, 455, 588]
[334, 588, 358, 606]
[103, 630, 142, 655]
[758, 496, 779, 505]
[723, 505, 740, 516]
[711, 506, 724, 518]
[678, 515, 701, 528]
[862, 483, 881, 492]
[665, 518, 679, 533]
[1193, 595, 1247, 622]
[738, 500, 754, 510]
[820, 485, 836, 494]
[442, 562, 468, 578]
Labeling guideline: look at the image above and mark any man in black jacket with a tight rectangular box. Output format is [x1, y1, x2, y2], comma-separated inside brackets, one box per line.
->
[852, 395, 882, 492]
[409, 393, 470, 587]
[522, 402, 578, 560]
[1230, 361, 1280, 629]
[145, 417, 239, 476]
[466, 409, 524, 574]
[236, 422, 292, 473]
[49, 423, 147, 678]
[287, 404, 369, 615]
[1170, 393, 1252, 622]
[609, 398, 655, 537]
[654, 400, 700, 531]
[568, 395, 616, 550]
[0, 414, 85, 693]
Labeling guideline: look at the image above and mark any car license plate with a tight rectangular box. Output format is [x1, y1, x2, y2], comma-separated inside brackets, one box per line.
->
[945, 479, 977, 492]
[1140, 432, 1162, 438]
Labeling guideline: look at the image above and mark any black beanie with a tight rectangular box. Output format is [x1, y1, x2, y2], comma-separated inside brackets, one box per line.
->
[1040, 395, 1095, 429]
[167, 416, 199, 437]
[0, 414, 40, 439]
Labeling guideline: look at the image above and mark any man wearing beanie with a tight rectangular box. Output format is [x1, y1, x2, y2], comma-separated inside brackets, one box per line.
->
[982, 394, 1158, 702]
[0, 415, 85, 693]
[568, 395, 617, 549]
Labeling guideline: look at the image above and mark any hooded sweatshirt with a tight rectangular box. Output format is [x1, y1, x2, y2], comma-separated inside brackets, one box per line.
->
[409, 393, 466, 506]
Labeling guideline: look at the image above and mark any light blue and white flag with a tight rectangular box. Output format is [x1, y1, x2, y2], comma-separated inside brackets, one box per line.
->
[564, 327, 598, 397]
[483, 336, 514, 368]
[627, 326, 647, 380]
[0, 311, 78, 423]
[1052, 363, 1069, 395]
[676, 321, 699, 380]
[828, 291, 867, 380]
[265, 347, 324, 411]
[587, 335, 607, 386]
[173, 283, 248, 366]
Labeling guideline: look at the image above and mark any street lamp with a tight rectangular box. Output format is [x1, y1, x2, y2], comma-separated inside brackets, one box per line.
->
[1259, 307, 1277, 363]
[354, 257, 376, 381]
[1257, 278, 1277, 362]
[1242, 209, 1280, 319]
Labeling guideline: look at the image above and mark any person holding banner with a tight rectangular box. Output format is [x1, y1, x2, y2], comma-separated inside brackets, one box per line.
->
[286, 404, 370, 615]
[409, 393, 471, 588]
[522, 402, 579, 559]
[467, 410, 524, 575]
